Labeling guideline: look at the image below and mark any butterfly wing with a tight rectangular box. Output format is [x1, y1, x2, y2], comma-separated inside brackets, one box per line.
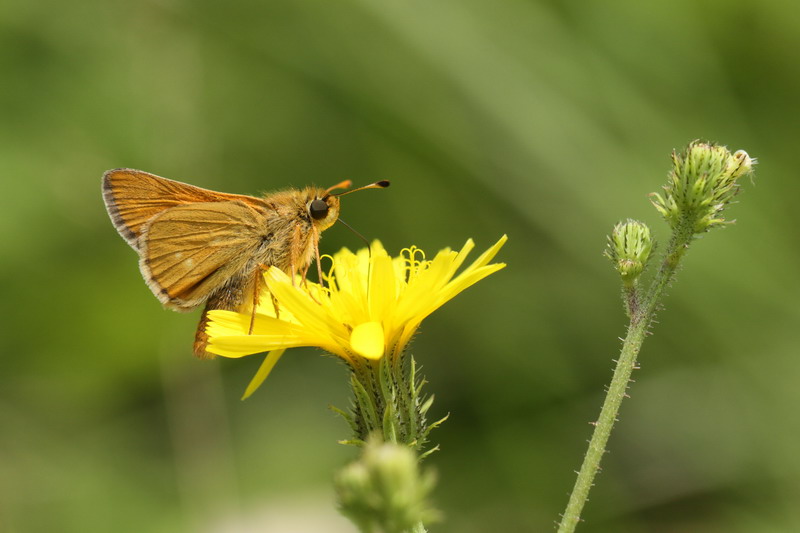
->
[102, 168, 267, 249]
[139, 201, 270, 311]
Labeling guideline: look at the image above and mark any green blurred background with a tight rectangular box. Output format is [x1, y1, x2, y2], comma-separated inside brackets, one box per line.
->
[2, 0, 799, 531]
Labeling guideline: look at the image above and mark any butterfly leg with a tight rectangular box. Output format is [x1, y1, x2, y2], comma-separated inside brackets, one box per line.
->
[300, 262, 311, 290]
[289, 223, 304, 288]
[248, 266, 264, 335]
[255, 263, 280, 320]
[303, 228, 325, 305]
[312, 226, 325, 289]
[288, 221, 322, 304]
[271, 294, 281, 320]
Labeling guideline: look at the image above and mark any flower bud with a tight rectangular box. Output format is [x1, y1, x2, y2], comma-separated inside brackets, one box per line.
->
[650, 141, 754, 233]
[336, 437, 439, 533]
[605, 220, 653, 284]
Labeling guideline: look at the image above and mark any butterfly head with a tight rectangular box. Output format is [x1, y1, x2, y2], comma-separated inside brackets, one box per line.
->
[306, 189, 341, 232]
[307, 179, 390, 232]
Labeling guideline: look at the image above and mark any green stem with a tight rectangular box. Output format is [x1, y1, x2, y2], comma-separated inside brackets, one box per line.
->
[556, 224, 694, 533]
[622, 282, 638, 319]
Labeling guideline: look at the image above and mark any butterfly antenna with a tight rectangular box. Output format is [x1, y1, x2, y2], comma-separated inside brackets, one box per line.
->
[327, 180, 390, 198]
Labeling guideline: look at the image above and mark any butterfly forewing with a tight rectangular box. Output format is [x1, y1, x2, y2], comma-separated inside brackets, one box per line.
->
[140, 201, 269, 310]
[103, 168, 266, 248]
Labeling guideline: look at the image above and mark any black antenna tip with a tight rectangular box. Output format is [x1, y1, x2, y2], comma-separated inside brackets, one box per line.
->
[376, 180, 390, 188]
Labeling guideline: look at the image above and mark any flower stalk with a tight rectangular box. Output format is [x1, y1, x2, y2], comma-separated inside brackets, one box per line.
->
[557, 141, 754, 532]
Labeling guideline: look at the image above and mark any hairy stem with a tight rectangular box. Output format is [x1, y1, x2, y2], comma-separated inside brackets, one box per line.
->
[556, 223, 694, 533]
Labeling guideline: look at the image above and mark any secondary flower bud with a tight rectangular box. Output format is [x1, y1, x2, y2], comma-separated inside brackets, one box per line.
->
[605, 220, 653, 284]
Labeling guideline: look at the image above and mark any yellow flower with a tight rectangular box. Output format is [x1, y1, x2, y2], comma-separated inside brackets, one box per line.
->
[206, 235, 507, 398]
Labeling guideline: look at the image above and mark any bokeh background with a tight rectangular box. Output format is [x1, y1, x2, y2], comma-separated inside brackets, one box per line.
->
[2, 0, 799, 531]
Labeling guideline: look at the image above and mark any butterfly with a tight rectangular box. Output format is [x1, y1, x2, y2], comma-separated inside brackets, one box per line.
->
[102, 168, 388, 357]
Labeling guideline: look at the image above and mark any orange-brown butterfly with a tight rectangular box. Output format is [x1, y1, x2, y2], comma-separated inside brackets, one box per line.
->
[102, 168, 389, 357]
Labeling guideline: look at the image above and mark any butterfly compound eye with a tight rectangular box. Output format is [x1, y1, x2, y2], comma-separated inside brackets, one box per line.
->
[309, 198, 329, 220]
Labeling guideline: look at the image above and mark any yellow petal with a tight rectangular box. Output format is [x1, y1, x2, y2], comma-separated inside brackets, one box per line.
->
[206, 310, 304, 337]
[464, 234, 507, 270]
[241, 349, 286, 400]
[417, 262, 507, 321]
[206, 334, 299, 358]
[369, 252, 396, 320]
[265, 267, 347, 340]
[445, 238, 475, 279]
[350, 321, 385, 359]
[394, 251, 454, 319]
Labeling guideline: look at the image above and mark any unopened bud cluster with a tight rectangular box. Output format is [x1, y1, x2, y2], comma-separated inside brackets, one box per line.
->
[605, 219, 653, 284]
[336, 437, 439, 533]
[650, 141, 754, 233]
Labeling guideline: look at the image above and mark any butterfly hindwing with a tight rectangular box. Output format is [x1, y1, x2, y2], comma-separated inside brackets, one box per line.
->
[139, 201, 268, 310]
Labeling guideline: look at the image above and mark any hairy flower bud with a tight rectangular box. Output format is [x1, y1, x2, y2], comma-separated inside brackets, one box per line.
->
[650, 141, 754, 233]
[605, 219, 653, 284]
[336, 437, 439, 533]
